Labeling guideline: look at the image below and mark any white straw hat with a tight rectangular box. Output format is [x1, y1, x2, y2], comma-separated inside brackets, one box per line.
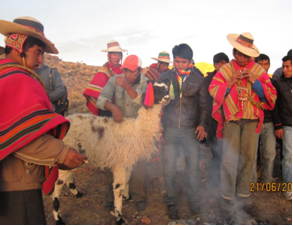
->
[227, 32, 260, 57]
[0, 16, 58, 54]
[151, 51, 172, 63]
[101, 40, 127, 53]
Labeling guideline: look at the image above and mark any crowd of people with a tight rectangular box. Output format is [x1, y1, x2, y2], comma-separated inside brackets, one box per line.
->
[0, 16, 291, 224]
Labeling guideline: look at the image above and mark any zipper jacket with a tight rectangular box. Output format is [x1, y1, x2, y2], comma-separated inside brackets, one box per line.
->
[159, 69, 208, 129]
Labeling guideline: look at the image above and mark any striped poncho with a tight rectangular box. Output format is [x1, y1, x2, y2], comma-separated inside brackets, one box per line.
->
[0, 58, 69, 160]
[83, 62, 123, 115]
[208, 60, 276, 139]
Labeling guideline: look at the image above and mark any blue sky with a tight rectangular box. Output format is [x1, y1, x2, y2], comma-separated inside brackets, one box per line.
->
[0, 0, 292, 73]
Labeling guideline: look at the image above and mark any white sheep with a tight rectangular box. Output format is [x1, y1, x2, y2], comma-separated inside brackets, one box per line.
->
[51, 169, 83, 224]
[55, 80, 170, 224]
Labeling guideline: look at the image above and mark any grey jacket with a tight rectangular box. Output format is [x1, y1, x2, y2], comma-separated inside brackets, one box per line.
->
[97, 73, 148, 118]
[36, 65, 66, 102]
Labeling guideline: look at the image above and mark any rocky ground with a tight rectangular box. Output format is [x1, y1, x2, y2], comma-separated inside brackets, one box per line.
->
[43, 144, 292, 225]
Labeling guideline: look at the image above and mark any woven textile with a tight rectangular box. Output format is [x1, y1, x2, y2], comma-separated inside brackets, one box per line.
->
[83, 62, 123, 115]
[0, 58, 69, 160]
[209, 60, 276, 139]
[145, 63, 160, 81]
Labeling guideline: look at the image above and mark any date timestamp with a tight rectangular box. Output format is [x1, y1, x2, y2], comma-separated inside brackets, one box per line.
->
[250, 182, 292, 192]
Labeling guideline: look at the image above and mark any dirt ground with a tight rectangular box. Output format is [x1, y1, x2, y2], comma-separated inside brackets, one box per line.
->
[43, 144, 292, 225]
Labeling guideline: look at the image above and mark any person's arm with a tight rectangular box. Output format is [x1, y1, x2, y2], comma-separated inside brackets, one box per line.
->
[13, 134, 87, 169]
[97, 76, 124, 122]
[97, 77, 116, 110]
[195, 79, 208, 140]
[251, 80, 266, 102]
[49, 68, 66, 102]
[116, 75, 138, 99]
[271, 80, 283, 139]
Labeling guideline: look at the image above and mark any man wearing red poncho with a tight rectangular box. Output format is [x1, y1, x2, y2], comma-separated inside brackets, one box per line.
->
[83, 40, 126, 116]
[144, 51, 172, 81]
[209, 32, 276, 210]
[0, 16, 87, 224]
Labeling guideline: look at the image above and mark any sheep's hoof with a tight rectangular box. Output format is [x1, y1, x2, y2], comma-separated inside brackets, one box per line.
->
[123, 194, 132, 201]
[55, 217, 65, 225]
[75, 191, 83, 198]
[117, 217, 126, 225]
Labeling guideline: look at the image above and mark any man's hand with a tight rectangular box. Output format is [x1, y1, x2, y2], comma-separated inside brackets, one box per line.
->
[242, 68, 255, 84]
[228, 70, 242, 88]
[61, 147, 88, 169]
[116, 75, 131, 90]
[112, 106, 124, 122]
[194, 125, 207, 141]
[275, 128, 283, 139]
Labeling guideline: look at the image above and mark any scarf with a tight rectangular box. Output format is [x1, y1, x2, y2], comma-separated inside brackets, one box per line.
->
[174, 63, 193, 92]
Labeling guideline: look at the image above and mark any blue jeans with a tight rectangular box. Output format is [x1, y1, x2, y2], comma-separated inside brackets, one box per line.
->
[163, 127, 200, 205]
[282, 126, 292, 183]
[258, 122, 276, 183]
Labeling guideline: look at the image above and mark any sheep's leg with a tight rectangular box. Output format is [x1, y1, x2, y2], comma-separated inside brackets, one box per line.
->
[122, 168, 131, 200]
[52, 170, 67, 225]
[112, 166, 126, 224]
[65, 171, 83, 198]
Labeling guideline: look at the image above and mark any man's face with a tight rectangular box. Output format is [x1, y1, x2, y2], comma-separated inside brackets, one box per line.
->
[233, 50, 251, 67]
[157, 62, 169, 74]
[173, 56, 190, 71]
[123, 68, 141, 85]
[257, 59, 270, 73]
[214, 60, 228, 72]
[282, 60, 292, 78]
[24, 45, 44, 71]
[108, 52, 122, 66]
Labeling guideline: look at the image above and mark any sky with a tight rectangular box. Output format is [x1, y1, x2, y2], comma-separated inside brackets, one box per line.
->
[0, 0, 292, 73]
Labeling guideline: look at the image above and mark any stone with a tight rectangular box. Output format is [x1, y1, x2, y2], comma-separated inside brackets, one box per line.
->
[141, 216, 151, 224]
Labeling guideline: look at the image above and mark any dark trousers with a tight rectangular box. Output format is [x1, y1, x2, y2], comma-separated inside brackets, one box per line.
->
[0, 189, 46, 225]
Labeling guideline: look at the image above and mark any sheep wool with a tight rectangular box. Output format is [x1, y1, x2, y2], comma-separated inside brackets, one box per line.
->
[63, 103, 162, 170]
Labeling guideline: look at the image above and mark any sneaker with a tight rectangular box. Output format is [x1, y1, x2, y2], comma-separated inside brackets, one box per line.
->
[104, 201, 114, 210]
[167, 205, 180, 219]
[284, 191, 292, 200]
[135, 201, 146, 211]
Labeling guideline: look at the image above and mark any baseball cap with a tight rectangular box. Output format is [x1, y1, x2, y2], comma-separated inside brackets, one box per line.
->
[121, 55, 142, 71]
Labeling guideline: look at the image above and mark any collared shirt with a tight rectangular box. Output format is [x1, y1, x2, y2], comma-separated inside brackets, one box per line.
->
[97, 73, 148, 118]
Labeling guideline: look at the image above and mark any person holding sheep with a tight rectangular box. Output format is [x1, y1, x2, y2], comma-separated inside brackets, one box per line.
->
[158, 43, 208, 219]
[97, 54, 149, 211]
[0, 16, 87, 225]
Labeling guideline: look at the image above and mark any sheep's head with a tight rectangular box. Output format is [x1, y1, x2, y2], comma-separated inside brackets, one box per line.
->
[144, 79, 170, 107]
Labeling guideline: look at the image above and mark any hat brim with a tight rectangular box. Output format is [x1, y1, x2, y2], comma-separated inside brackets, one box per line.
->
[0, 20, 58, 54]
[101, 47, 126, 53]
[227, 33, 260, 58]
[151, 57, 173, 64]
[0, 46, 4, 55]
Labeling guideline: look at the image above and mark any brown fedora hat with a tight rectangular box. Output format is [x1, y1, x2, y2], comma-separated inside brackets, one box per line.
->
[227, 32, 260, 57]
[0, 16, 58, 54]
[0, 46, 4, 55]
